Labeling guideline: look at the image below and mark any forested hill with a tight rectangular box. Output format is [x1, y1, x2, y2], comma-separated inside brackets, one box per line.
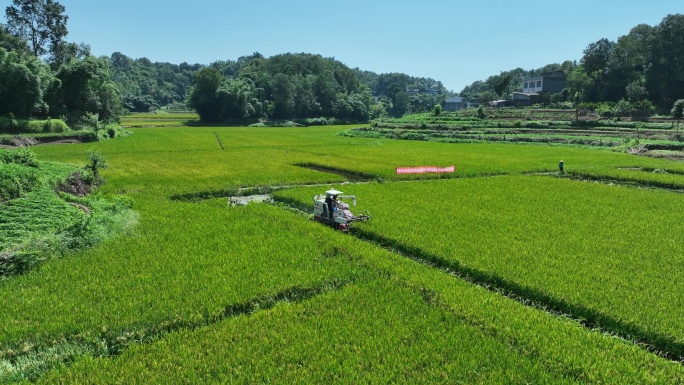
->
[109, 52, 202, 113]
[110, 51, 450, 120]
[460, 13, 684, 109]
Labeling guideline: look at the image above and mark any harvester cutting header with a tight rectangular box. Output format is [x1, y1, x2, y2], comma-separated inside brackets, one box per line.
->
[313, 189, 370, 231]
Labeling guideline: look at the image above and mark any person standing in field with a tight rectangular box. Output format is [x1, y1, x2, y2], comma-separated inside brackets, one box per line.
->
[559, 160, 564, 174]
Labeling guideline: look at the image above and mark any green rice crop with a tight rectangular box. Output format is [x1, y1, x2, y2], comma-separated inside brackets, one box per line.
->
[29, 126, 684, 201]
[120, 112, 199, 128]
[5, 125, 684, 382]
[27, 226, 684, 384]
[35, 279, 576, 384]
[0, 202, 366, 345]
[275, 176, 684, 354]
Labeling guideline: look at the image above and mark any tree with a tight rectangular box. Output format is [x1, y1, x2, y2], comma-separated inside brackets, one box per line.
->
[48, 40, 89, 70]
[187, 67, 222, 122]
[581, 38, 615, 75]
[603, 24, 653, 102]
[217, 77, 259, 119]
[391, 90, 409, 117]
[646, 15, 684, 105]
[477, 90, 498, 104]
[270, 73, 295, 119]
[0, 47, 54, 118]
[573, 91, 584, 121]
[5, 0, 68, 58]
[579, 39, 616, 101]
[0, 23, 29, 54]
[672, 99, 684, 133]
[567, 67, 593, 102]
[625, 79, 647, 103]
[491, 72, 513, 98]
[48, 56, 122, 124]
[612, 99, 631, 121]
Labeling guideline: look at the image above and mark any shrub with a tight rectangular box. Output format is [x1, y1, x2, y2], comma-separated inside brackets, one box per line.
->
[596, 103, 614, 118]
[433, 104, 442, 116]
[0, 148, 39, 167]
[0, 163, 40, 201]
[0, 117, 70, 134]
[86, 150, 108, 186]
[477, 106, 486, 119]
[632, 100, 655, 117]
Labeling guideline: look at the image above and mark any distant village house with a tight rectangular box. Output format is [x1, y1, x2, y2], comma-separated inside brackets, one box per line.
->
[521, 71, 566, 94]
[444, 96, 467, 111]
[512, 70, 567, 106]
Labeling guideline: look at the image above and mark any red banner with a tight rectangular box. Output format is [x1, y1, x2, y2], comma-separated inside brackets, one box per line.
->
[395, 165, 455, 174]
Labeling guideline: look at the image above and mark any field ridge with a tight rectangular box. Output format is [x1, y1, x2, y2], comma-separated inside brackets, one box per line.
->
[0, 278, 353, 383]
[347, 226, 684, 362]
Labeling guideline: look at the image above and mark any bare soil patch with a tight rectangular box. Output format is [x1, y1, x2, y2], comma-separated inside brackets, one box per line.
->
[0, 136, 38, 148]
[58, 171, 92, 197]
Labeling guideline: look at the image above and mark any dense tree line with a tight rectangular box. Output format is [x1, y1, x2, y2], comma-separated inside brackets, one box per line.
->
[188, 53, 378, 123]
[109, 52, 200, 112]
[461, 14, 684, 112]
[0, 0, 121, 125]
[7, 2, 680, 123]
[354, 70, 450, 116]
[569, 14, 684, 108]
[0, 1, 452, 123]
[113, 52, 451, 121]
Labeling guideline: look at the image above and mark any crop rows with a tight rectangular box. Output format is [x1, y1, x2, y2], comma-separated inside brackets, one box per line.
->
[34, 279, 575, 384]
[275, 175, 684, 356]
[0, 188, 81, 250]
[25, 215, 684, 384]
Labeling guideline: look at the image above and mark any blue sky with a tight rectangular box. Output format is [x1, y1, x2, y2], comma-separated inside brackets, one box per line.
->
[5, 0, 682, 92]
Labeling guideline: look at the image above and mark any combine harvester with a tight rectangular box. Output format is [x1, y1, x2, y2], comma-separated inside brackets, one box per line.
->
[313, 189, 371, 231]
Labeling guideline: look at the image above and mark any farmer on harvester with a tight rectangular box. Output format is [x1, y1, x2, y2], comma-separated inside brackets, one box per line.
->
[325, 194, 337, 219]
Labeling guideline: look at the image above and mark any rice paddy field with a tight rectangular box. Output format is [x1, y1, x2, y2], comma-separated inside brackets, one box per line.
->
[3, 122, 684, 383]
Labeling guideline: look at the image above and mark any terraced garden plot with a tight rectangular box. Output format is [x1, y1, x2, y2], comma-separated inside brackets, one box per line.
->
[0, 188, 82, 250]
